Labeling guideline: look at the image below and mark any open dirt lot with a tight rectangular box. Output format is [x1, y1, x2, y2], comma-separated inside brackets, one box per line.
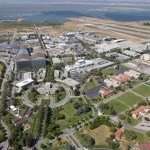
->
[84, 125, 111, 146]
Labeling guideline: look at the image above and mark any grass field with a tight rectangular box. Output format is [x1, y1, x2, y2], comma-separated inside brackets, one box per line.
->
[102, 65, 126, 76]
[122, 116, 140, 126]
[27, 92, 39, 103]
[102, 67, 115, 76]
[133, 85, 150, 97]
[117, 92, 144, 107]
[41, 99, 50, 106]
[108, 99, 129, 114]
[52, 91, 66, 103]
[84, 80, 97, 90]
[0, 64, 3, 72]
[56, 98, 92, 130]
[135, 132, 150, 142]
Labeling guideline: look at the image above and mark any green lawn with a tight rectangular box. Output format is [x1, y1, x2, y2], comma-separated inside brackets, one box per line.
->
[102, 65, 125, 76]
[135, 132, 150, 142]
[102, 67, 115, 76]
[122, 116, 140, 126]
[117, 92, 144, 107]
[0, 64, 3, 72]
[108, 99, 129, 114]
[56, 98, 92, 130]
[84, 80, 96, 90]
[27, 92, 38, 103]
[52, 91, 66, 103]
[41, 99, 50, 106]
[133, 85, 150, 97]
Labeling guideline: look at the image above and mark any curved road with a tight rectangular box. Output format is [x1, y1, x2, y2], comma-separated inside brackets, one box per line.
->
[23, 83, 72, 108]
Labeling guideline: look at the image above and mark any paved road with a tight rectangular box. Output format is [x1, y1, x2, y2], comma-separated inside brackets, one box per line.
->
[109, 116, 147, 134]
[22, 89, 35, 108]
[69, 133, 84, 150]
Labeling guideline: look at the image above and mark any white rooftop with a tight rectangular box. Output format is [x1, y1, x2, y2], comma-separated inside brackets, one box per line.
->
[16, 78, 33, 88]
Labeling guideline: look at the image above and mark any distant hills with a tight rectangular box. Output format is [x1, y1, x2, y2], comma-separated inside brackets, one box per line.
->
[1, 0, 150, 2]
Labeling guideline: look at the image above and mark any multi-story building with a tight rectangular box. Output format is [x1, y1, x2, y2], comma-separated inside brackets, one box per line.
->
[16, 49, 46, 70]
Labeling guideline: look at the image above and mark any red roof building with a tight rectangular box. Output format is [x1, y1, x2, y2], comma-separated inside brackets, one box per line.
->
[131, 105, 149, 119]
[111, 73, 130, 84]
[139, 143, 150, 150]
[99, 88, 112, 98]
[115, 129, 122, 141]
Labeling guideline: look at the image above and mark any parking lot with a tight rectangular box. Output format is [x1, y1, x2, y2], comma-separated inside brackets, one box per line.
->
[85, 85, 102, 100]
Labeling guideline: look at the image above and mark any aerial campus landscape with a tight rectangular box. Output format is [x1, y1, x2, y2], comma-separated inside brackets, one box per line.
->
[0, 0, 150, 150]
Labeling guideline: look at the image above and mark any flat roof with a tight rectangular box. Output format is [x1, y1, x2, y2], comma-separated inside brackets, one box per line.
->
[16, 78, 33, 87]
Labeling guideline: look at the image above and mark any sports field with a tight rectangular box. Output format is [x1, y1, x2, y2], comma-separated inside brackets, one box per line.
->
[108, 92, 144, 114]
[133, 85, 150, 97]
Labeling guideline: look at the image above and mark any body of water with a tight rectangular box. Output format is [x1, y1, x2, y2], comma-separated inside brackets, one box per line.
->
[0, 2, 150, 22]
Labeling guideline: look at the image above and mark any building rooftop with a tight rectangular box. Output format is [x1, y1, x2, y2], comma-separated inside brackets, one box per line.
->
[16, 78, 33, 88]
[17, 49, 29, 56]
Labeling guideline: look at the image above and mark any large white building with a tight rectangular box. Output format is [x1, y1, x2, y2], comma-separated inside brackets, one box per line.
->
[65, 58, 114, 72]
[65, 59, 94, 72]
[124, 70, 141, 79]
[141, 54, 150, 61]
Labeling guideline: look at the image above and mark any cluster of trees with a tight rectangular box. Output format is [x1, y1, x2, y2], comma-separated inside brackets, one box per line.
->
[80, 134, 95, 147]
[90, 116, 113, 130]
[124, 129, 137, 141]
[0, 82, 8, 116]
[74, 101, 83, 109]
[55, 86, 66, 102]
[12, 97, 22, 107]
[0, 61, 6, 90]
[30, 88, 40, 102]
[73, 99, 91, 116]
[89, 69, 103, 77]
[45, 66, 55, 82]
[43, 106, 51, 137]
[0, 124, 5, 143]
[43, 107, 61, 138]
[99, 103, 116, 115]
[106, 134, 120, 149]
[75, 106, 91, 116]
[143, 22, 150, 26]
[45, 62, 65, 82]
[74, 88, 80, 96]
[9, 125, 34, 149]
[32, 107, 44, 139]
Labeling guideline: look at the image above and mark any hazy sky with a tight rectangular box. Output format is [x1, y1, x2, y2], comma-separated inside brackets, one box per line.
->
[0, 0, 150, 2]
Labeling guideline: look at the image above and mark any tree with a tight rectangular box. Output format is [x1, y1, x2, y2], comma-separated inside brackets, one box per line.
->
[74, 89, 80, 96]
[66, 143, 76, 150]
[118, 121, 122, 128]
[127, 117, 131, 124]
[25, 133, 33, 147]
[118, 114, 126, 120]
[74, 102, 81, 109]
[84, 134, 95, 146]
[147, 131, 150, 137]
[40, 143, 47, 149]
[0, 130, 4, 142]
[56, 113, 65, 120]
[124, 129, 137, 141]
